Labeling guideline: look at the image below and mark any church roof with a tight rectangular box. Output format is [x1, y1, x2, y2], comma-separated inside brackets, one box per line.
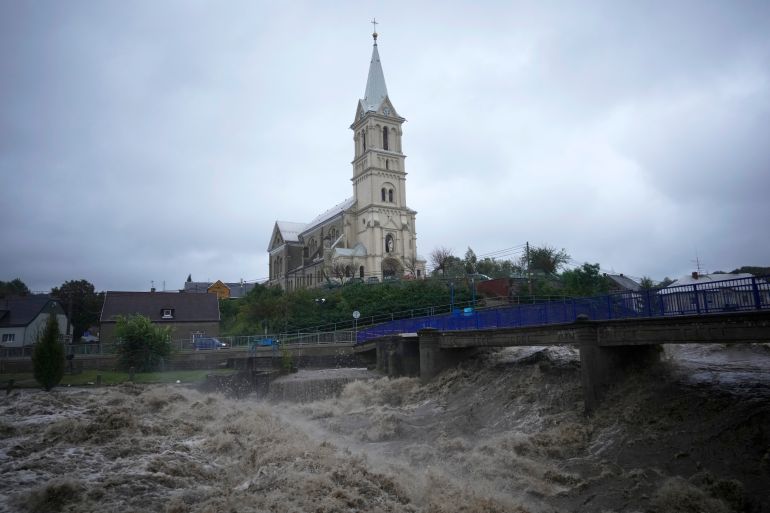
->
[276, 221, 307, 242]
[302, 197, 355, 234]
[361, 38, 388, 112]
[334, 243, 368, 258]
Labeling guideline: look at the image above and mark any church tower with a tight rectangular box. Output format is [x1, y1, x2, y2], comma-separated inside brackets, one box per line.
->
[348, 28, 422, 279]
[268, 27, 424, 290]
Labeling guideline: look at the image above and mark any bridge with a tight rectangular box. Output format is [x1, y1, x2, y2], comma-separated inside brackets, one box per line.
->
[356, 310, 770, 412]
[353, 275, 770, 412]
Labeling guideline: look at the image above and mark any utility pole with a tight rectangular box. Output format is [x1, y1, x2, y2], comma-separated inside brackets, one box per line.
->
[526, 241, 533, 295]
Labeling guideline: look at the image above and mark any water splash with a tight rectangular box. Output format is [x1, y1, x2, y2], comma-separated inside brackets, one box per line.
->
[1, 344, 768, 512]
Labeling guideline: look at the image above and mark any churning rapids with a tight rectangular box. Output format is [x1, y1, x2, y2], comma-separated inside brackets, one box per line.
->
[1, 344, 769, 513]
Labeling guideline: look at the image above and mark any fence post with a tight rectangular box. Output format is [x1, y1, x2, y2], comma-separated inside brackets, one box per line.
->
[751, 277, 762, 309]
[645, 289, 652, 317]
[693, 285, 701, 315]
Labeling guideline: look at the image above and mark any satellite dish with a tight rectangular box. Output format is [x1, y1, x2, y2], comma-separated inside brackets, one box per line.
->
[352, 310, 360, 319]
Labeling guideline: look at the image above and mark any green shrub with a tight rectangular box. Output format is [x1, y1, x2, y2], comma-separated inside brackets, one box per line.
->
[114, 314, 172, 372]
[32, 314, 65, 391]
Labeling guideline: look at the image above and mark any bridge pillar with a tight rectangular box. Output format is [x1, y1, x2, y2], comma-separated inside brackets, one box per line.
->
[418, 329, 476, 382]
[580, 343, 661, 414]
[376, 335, 420, 377]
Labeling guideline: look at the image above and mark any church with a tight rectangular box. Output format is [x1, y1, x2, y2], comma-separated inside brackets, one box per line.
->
[267, 29, 426, 290]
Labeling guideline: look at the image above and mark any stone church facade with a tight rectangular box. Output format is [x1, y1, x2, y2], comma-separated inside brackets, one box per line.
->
[267, 31, 426, 291]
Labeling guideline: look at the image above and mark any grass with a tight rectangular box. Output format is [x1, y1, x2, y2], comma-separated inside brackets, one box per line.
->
[0, 369, 238, 389]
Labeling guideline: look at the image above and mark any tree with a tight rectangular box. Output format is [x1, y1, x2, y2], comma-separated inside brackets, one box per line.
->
[639, 276, 656, 290]
[51, 280, 104, 341]
[476, 257, 522, 279]
[562, 263, 609, 297]
[730, 266, 770, 276]
[0, 278, 30, 298]
[331, 262, 350, 282]
[402, 256, 420, 277]
[114, 315, 172, 372]
[463, 247, 477, 275]
[32, 314, 65, 391]
[430, 247, 454, 276]
[524, 245, 570, 274]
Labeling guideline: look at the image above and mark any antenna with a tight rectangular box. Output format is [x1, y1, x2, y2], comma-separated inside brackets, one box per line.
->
[691, 252, 705, 275]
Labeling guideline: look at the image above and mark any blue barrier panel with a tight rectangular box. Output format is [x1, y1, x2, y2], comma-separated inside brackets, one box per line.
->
[354, 276, 770, 344]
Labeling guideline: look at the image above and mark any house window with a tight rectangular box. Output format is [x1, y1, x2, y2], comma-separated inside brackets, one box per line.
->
[388, 189, 394, 203]
[2, 333, 15, 342]
[383, 126, 389, 150]
[359, 266, 364, 278]
[161, 309, 174, 319]
[417, 270, 421, 278]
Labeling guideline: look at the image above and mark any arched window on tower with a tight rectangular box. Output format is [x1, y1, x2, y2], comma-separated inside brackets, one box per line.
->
[362, 131, 366, 151]
[381, 188, 386, 202]
[382, 126, 389, 150]
[385, 160, 389, 170]
[388, 189, 394, 203]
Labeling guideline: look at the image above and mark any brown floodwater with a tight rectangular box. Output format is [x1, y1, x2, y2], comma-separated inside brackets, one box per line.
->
[1, 344, 768, 512]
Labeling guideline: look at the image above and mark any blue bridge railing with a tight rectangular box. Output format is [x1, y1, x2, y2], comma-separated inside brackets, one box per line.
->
[356, 275, 770, 344]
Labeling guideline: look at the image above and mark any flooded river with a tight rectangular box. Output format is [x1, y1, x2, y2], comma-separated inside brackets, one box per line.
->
[1, 344, 769, 512]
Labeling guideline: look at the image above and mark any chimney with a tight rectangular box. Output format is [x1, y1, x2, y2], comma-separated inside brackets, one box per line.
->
[691, 271, 699, 280]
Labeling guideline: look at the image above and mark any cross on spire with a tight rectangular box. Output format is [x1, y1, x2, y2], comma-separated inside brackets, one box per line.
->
[371, 18, 378, 43]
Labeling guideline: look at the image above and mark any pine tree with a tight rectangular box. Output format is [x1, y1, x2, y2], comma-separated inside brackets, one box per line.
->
[32, 314, 65, 391]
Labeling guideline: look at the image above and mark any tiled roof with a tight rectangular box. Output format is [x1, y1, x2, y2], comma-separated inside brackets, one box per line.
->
[667, 273, 754, 288]
[605, 274, 641, 291]
[100, 292, 220, 323]
[0, 295, 61, 327]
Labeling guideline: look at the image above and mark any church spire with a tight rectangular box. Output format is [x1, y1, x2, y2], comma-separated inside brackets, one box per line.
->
[362, 21, 388, 113]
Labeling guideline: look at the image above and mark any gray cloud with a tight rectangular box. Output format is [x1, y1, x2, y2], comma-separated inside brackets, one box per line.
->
[2, 0, 769, 292]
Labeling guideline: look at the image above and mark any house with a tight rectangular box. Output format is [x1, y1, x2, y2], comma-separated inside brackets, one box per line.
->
[659, 272, 769, 313]
[183, 279, 255, 299]
[0, 295, 71, 347]
[99, 291, 220, 343]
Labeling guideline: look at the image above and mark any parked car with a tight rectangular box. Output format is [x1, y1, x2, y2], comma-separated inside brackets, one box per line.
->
[194, 337, 228, 350]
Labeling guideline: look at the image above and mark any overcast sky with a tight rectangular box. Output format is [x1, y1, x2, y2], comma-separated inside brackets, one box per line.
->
[2, 1, 769, 292]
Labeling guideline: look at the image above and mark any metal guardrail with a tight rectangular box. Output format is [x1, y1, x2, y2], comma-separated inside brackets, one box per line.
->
[355, 275, 770, 343]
